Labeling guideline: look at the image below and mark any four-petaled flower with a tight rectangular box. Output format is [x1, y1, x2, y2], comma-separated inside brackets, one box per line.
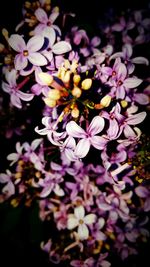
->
[67, 205, 96, 240]
[66, 116, 106, 158]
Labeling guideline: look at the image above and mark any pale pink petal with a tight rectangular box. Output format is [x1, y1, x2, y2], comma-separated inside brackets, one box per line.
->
[124, 125, 136, 138]
[131, 57, 149, 65]
[90, 136, 107, 150]
[42, 50, 53, 62]
[42, 27, 56, 46]
[116, 62, 127, 81]
[78, 224, 89, 240]
[135, 186, 149, 198]
[88, 116, 105, 136]
[123, 44, 133, 58]
[49, 11, 59, 23]
[10, 94, 22, 108]
[17, 91, 34, 101]
[74, 206, 85, 220]
[2, 182, 15, 196]
[67, 216, 78, 229]
[91, 36, 101, 47]
[84, 214, 96, 225]
[2, 82, 11, 93]
[5, 69, 17, 86]
[8, 34, 26, 52]
[98, 218, 105, 229]
[53, 184, 64, 196]
[14, 54, 28, 70]
[0, 173, 10, 183]
[31, 138, 42, 150]
[133, 93, 149, 105]
[35, 8, 48, 23]
[124, 77, 142, 89]
[75, 139, 90, 158]
[28, 52, 47, 66]
[40, 184, 53, 198]
[107, 119, 119, 139]
[144, 198, 150, 212]
[52, 41, 71, 54]
[66, 121, 86, 138]
[27, 35, 45, 52]
[127, 112, 146, 125]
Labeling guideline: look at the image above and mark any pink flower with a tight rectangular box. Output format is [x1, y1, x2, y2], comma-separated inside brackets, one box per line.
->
[66, 116, 106, 158]
[2, 69, 34, 108]
[8, 34, 47, 70]
[34, 7, 60, 34]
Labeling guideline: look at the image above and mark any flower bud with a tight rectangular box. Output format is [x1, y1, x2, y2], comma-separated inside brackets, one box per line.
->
[62, 70, 71, 83]
[73, 74, 81, 85]
[72, 87, 82, 98]
[100, 95, 111, 107]
[81, 78, 92, 90]
[121, 100, 128, 108]
[44, 98, 56, 107]
[71, 107, 79, 118]
[38, 72, 53, 85]
[48, 89, 61, 100]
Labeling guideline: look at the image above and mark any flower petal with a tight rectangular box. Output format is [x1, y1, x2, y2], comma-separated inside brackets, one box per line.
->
[5, 69, 17, 86]
[74, 206, 85, 220]
[42, 27, 56, 46]
[66, 121, 86, 138]
[107, 119, 119, 139]
[88, 116, 105, 136]
[14, 54, 28, 70]
[67, 216, 78, 230]
[78, 224, 89, 240]
[127, 112, 146, 125]
[84, 214, 96, 225]
[75, 138, 90, 158]
[52, 41, 71, 55]
[8, 34, 26, 52]
[90, 136, 107, 150]
[131, 57, 149, 65]
[28, 52, 47, 66]
[135, 186, 149, 198]
[35, 8, 48, 23]
[17, 91, 34, 101]
[27, 35, 45, 52]
[124, 77, 142, 89]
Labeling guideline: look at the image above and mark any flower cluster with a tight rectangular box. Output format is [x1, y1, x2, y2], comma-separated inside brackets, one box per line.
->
[0, 0, 150, 266]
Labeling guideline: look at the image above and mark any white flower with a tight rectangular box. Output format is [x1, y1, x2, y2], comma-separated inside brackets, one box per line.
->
[67, 206, 96, 240]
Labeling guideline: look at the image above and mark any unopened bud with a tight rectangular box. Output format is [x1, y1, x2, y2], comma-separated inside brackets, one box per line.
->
[0, 43, 4, 52]
[72, 87, 82, 98]
[71, 107, 79, 118]
[100, 95, 111, 107]
[73, 74, 81, 85]
[81, 78, 92, 90]
[121, 100, 128, 108]
[48, 89, 60, 100]
[2, 28, 9, 40]
[38, 72, 53, 85]
[62, 70, 71, 83]
[44, 98, 56, 107]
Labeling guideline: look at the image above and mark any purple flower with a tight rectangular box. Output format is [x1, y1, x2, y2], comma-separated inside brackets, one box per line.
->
[0, 170, 15, 199]
[66, 116, 106, 158]
[8, 34, 47, 70]
[70, 257, 95, 267]
[34, 7, 60, 34]
[2, 69, 34, 108]
[41, 28, 72, 62]
[135, 186, 150, 212]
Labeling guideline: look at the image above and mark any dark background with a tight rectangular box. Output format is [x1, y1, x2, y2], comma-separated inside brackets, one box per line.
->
[0, 0, 150, 266]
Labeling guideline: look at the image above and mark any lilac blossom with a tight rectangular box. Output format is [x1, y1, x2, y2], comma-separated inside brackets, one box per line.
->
[2, 69, 34, 108]
[135, 186, 150, 212]
[67, 206, 96, 240]
[8, 34, 47, 70]
[34, 7, 60, 34]
[0, 170, 15, 200]
[66, 116, 106, 158]
[70, 257, 95, 267]
[41, 28, 72, 62]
